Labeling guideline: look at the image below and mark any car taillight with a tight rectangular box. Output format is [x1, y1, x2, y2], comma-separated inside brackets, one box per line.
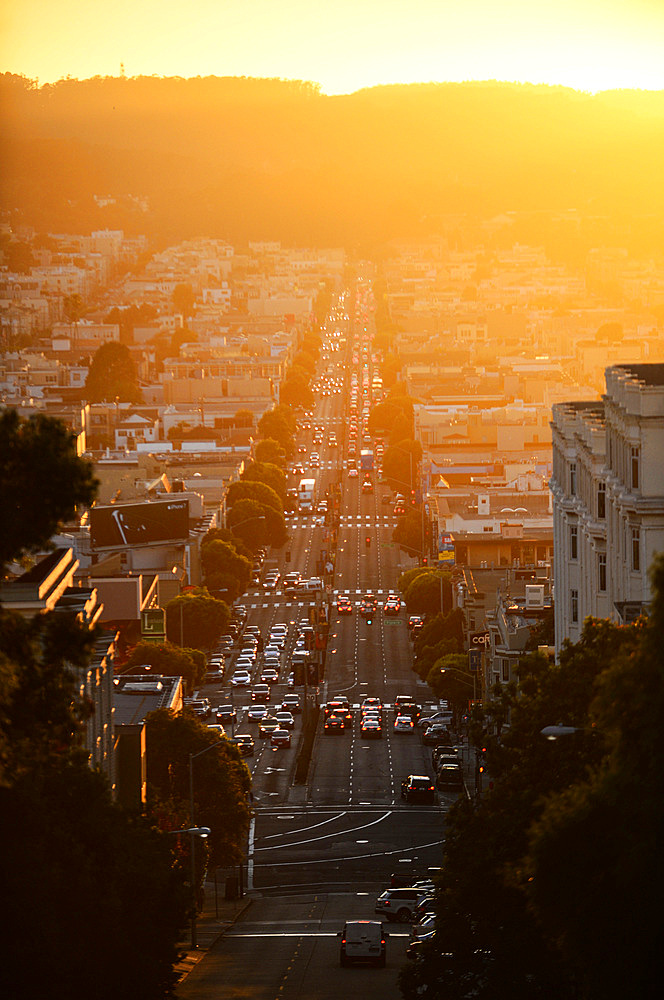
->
[384, 900, 391, 906]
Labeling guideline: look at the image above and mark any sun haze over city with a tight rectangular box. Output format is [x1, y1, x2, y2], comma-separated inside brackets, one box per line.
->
[3, 0, 664, 93]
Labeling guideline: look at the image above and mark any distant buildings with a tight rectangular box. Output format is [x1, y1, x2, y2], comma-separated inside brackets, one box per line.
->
[551, 363, 664, 653]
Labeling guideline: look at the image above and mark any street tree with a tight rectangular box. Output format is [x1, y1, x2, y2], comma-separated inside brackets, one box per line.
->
[225, 479, 283, 514]
[200, 538, 252, 595]
[124, 639, 206, 694]
[165, 588, 230, 652]
[255, 437, 287, 468]
[427, 652, 476, 706]
[382, 437, 422, 494]
[0, 409, 98, 568]
[257, 405, 296, 457]
[400, 612, 643, 1000]
[146, 708, 252, 867]
[402, 570, 451, 617]
[240, 461, 286, 503]
[279, 369, 314, 410]
[84, 340, 143, 403]
[172, 282, 196, 318]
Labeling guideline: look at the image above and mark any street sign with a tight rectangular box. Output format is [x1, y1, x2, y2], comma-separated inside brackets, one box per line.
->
[469, 649, 482, 673]
[384, 619, 401, 625]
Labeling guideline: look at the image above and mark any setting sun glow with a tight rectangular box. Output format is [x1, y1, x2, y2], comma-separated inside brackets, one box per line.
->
[2, 0, 664, 94]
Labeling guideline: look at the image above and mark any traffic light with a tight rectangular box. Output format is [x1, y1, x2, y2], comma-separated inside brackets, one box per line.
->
[365, 535, 371, 548]
[422, 557, 428, 566]
[366, 614, 373, 625]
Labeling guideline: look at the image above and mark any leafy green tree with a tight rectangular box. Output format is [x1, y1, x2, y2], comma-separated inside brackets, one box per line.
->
[257, 405, 296, 457]
[255, 437, 286, 467]
[124, 639, 205, 694]
[400, 614, 642, 1000]
[201, 538, 252, 595]
[172, 282, 196, 318]
[146, 708, 252, 867]
[227, 497, 288, 550]
[226, 479, 284, 514]
[526, 561, 664, 1000]
[85, 341, 143, 403]
[0, 410, 98, 568]
[398, 565, 430, 593]
[0, 762, 188, 999]
[201, 526, 253, 561]
[240, 461, 286, 503]
[382, 438, 421, 494]
[279, 370, 314, 410]
[393, 507, 424, 556]
[402, 570, 451, 617]
[291, 348, 316, 376]
[427, 652, 475, 705]
[164, 588, 230, 652]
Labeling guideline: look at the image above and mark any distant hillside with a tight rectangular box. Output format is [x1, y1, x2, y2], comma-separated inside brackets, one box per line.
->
[2, 74, 664, 251]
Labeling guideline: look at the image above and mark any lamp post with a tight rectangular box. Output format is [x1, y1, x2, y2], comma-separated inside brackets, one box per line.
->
[438, 666, 477, 704]
[227, 512, 266, 533]
[166, 826, 211, 950]
[188, 739, 227, 948]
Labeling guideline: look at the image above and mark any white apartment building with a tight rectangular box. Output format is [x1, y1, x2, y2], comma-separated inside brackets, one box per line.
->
[550, 363, 664, 653]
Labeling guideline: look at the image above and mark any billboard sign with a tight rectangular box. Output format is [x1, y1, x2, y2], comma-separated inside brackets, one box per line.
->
[438, 532, 455, 565]
[90, 499, 189, 550]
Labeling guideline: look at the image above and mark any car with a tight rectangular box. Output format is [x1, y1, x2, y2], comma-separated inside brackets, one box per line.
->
[417, 710, 453, 729]
[338, 920, 387, 968]
[230, 734, 255, 756]
[324, 714, 346, 732]
[383, 600, 400, 615]
[348, 468, 359, 478]
[264, 574, 280, 590]
[436, 763, 464, 791]
[422, 724, 452, 746]
[360, 717, 382, 738]
[395, 700, 421, 721]
[246, 703, 269, 723]
[251, 683, 270, 702]
[270, 728, 291, 748]
[336, 596, 353, 614]
[394, 716, 415, 734]
[281, 694, 301, 713]
[359, 600, 375, 618]
[361, 480, 373, 493]
[216, 704, 237, 724]
[260, 667, 280, 684]
[230, 670, 251, 686]
[401, 775, 436, 803]
[184, 698, 212, 718]
[275, 710, 295, 729]
[432, 744, 460, 765]
[375, 888, 432, 923]
[361, 697, 382, 714]
[258, 716, 281, 738]
[324, 699, 353, 721]
[239, 647, 257, 662]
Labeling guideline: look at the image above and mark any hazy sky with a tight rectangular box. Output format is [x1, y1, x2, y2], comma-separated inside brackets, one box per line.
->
[3, 0, 664, 94]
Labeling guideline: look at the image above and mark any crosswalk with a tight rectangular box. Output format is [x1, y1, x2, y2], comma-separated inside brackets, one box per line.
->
[287, 515, 398, 529]
[242, 588, 403, 610]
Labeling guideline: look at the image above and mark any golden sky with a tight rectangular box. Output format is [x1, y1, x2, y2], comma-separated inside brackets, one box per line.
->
[2, 0, 664, 94]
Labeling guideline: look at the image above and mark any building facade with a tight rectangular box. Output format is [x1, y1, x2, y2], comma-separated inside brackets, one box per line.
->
[550, 363, 664, 653]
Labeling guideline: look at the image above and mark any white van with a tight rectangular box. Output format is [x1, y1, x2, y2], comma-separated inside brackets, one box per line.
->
[338, 920, 387, 967]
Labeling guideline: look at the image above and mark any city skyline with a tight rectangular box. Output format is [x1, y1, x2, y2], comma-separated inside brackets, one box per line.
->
[3, 0, 664, 95]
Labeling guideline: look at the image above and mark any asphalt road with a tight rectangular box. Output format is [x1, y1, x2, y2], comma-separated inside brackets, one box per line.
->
[178, 286, 450, 998]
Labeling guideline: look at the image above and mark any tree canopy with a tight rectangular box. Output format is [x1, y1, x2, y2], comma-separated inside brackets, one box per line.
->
[0, 409, 98, 568]
[124, 639, 206, 694]
[164, 588, 230, 652]
[84, 340, 143, 403]
[240, 460, 286, 503]
[400, 572, 661, 1000]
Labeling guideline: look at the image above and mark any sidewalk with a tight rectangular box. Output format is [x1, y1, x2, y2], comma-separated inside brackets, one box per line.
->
[174, 880, 253, 984]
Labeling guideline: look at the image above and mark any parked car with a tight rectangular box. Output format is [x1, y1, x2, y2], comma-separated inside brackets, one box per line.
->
[422, 724, 452, 746]
[375, 888, 432, 923]
[436, 763, 464, 792]
[338, 920, 387, 968]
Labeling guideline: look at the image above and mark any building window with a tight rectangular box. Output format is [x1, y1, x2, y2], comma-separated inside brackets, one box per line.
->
[501, 659, 510, 682]
[571, 589, 579, 623]
[597, 481, 606, 519]
[631, 446, 640, 490]
[631, 527, 641, 572]
[570, 462, 577, 496]
[570, 524, 578, 560]
[598, 553, 607, 592]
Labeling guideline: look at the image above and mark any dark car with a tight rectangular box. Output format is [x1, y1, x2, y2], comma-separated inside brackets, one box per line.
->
[436, 763, 464, 792]
[395, 701, 421, 722]
[230, 734, 255, 757]
[422, 724, 451, 746]
[401, 775, 436, 804]
[325, 714, 346, 733]
[324, 700, 353, 722]
[216, 704, 237, 725]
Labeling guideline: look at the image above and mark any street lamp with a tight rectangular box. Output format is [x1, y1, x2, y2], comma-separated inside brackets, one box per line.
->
[439, 667, 477, 702]
[188, 740, 228, 948]
[227, 512, 266, 533]
[166, 825, 211, 950]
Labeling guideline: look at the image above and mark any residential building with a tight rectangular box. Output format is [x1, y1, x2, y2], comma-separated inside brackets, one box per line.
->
[550, 363, 664, 653]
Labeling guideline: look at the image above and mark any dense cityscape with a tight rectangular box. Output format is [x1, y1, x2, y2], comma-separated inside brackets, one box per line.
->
[2, 18, 664, 998]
